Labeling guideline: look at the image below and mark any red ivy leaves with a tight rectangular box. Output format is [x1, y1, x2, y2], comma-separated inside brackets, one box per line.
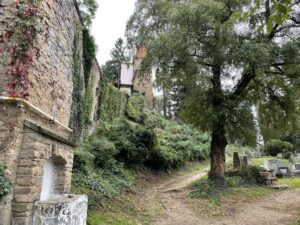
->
[4, 0, 43, 99]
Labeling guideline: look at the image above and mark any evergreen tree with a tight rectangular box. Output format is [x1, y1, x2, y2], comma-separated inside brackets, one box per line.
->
[101, 38, 129, 82]
[126, 0, 300, 181]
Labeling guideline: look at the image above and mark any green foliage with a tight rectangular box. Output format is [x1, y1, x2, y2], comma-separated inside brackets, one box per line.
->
[127, 0, 300, 179]
[72, 167, 134, 208]
[83, 78, 94, 127]
[191, 165, 265, 201]
[87, 212, 137, 225]
[190, 176, 227, 202]
[126, 93, 145, 123]
[149, 121, 210, 169]
[83, 30, 97, 88]
[225, 165, 266, 185]
[265, 139, 294, 157]
[0, 164, 11, 199]
[101, 38, 129, 82]
[106, 119, 155, 165]
[77, 0, 98, 28]
[69, 25, 84, 142]
[97, 83, 127, 122]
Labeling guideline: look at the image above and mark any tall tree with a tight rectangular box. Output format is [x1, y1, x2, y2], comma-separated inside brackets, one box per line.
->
[77, 0, 98, 28]
[126, 0, 300, 181]
[101, 38, 129, 82]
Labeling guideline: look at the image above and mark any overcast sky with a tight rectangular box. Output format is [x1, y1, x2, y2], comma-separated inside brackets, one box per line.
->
[91, 0, 137, 66]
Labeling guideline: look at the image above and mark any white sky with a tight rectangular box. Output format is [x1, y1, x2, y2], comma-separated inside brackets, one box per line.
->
[91, 0, 137, 66]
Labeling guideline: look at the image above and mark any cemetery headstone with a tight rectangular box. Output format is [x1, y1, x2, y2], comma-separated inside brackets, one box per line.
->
[244, 150, 252, 158]
[256, 149, 262, 157]
[269, 160, 279, 175]
[233, 152, 241, 169]
[264, 160, 269, 170]
[243, 156, 248, 166]
[277, 153, 283, 158]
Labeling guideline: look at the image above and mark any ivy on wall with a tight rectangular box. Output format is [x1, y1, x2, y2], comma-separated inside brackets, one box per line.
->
[0, 0, 44, 99]
[83, 77, 94, 127]
[0, 165, 11, 200]
[82, 29, 96, 89]
[69, 25, 84, 142]
[97, 77, 128, 122]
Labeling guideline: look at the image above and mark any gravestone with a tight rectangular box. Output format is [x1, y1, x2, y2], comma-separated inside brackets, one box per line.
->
[243, 156, 248, 166]
[278, 167, 290, 178]
[269, 160, 280, 175]
[233, 152, 241, 168]
[264, 160, 269, 170]
[244, 150, 252, 158]
[256, 149, 262, 157]
[295, 163, 300, 177]
[277, 153, 283, 158]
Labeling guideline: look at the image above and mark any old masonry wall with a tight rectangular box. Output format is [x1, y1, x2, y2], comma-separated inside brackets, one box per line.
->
[0, 0, 101, 224]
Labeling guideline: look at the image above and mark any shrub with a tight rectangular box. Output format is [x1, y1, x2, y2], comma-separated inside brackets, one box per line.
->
[89, 136, 118, 169]
[107, 119, 155, 165]
[265, 139, 294, 157]
[126, 93, 145, 123]
[225, 165, 266, 185]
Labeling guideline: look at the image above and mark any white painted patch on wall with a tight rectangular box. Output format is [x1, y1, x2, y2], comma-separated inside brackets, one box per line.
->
[40, 160, 55, 201]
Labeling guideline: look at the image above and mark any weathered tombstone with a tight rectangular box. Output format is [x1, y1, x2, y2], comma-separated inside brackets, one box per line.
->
[264, 160, 269, 170]
[277, 153, 283, 158]
[233, 152, 241, 169]
[244, 150, 251, 158]
[256, 149, 262, 157]
[295, 164, 300, 177]
[278, 167, 290, 178]
[269, 160, 279, 175]
[243, 156, 248, 166]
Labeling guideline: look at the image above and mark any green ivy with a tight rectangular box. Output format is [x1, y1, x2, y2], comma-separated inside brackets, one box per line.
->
[0, 164, 11, 200]
[83, 30, 96, 89]
[69, 25, 84, 142]
[83, 77, 94, 128]
[97, 79, 127, 123]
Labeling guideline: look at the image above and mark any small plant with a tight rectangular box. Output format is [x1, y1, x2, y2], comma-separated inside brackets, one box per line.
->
[1, 0, 45, 99]
[0, 165, 11, 199]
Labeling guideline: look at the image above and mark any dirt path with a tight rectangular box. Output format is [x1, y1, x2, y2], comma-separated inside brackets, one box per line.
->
[135, 168, 300, 225]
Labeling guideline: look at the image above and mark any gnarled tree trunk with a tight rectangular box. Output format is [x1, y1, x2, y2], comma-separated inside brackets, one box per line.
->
[209, 121, 227, 182]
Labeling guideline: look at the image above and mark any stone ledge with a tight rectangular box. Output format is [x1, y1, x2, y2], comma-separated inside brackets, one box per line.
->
[23, 120, 77, 147]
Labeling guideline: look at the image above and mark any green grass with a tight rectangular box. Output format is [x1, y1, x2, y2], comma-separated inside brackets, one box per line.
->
[87, 212, 137, 225]
[224, 186, 276, 201]
[250, 157, 289, 167]
[278, 178, 300, 189]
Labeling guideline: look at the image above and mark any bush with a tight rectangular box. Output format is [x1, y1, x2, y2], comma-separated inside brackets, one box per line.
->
[265, 139, 294, 157]
[225, 165, 266, 185]
[89, 136, 118, 169]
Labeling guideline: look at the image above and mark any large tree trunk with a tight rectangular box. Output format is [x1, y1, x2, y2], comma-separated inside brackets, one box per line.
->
[209, 121, 228, 182]
[209, 65, 228, 182]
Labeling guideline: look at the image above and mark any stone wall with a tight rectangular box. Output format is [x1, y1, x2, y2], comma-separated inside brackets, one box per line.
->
[0, 0, 88, 224]
[0, 0, 83, 125]
[0, 101, 75, 225]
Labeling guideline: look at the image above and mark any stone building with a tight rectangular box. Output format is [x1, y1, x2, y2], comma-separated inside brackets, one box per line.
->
[0, 0, 100, 224]
[119, 47, 154, 110]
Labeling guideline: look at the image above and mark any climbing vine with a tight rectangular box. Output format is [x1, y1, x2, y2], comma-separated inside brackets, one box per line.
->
[0, 164, 11, 200]
[97, 76, 127, 122]
[83, 77, 94, 127]
[0, 0, 44, 99]
[69, 25, 84, 142]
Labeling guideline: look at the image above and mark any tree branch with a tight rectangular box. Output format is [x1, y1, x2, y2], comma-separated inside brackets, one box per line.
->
[232, 62, 256, 96]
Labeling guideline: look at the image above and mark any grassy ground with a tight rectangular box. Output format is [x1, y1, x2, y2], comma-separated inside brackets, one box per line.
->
[278, 178, 300, 188]
[250, 157, 289, 166]
[189, 185, 278, 217]
[87, 212, 137, 225]
[86, 161, 209, 225]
